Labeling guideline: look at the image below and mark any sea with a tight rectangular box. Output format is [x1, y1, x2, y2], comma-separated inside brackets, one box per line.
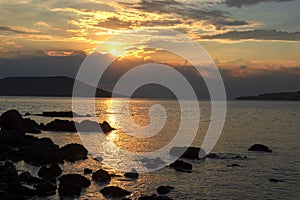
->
[0, 97, 299, 200]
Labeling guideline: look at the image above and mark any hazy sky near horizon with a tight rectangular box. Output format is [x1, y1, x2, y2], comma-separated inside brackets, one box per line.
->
[0, 0, 299, 94]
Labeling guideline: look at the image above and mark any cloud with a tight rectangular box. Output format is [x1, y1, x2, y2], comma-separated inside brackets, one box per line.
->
[97, 17, 133, 30]
[201, 29, 300, 41]
[0, 26, 39, 34]
[121, 0, 249, 29]
[223, 0, 293, 8]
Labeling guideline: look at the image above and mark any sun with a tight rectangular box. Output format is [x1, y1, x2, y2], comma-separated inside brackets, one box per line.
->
[109, 49, 122, 57]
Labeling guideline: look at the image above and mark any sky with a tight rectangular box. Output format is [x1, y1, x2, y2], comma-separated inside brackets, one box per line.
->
[0, 0, 299, 97]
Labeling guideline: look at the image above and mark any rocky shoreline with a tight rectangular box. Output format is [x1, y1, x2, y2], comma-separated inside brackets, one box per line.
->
[0, 109, 275, 199]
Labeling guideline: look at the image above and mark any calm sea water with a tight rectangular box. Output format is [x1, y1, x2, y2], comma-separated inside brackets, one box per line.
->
[0, 97, 299, 199]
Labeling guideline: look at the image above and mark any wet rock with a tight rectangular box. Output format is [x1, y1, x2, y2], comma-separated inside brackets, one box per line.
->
[23, 118, 41, 134]
[169, 147, 205, 159]
[84, 168, 93, 174]
[38, 164, 62, 177]
[42, 119, 77, 132]
[205, 153, 220, 159]
[100, 186, 131, 198]
[248, 144, 272, 152]
[58, 174, 91, 197]
[156, 186, 174, 195]
[24, 112, 31, 116]
[227, 163, 241, 167]
[0, 109, 24, 133]
[0, 161, 20, 195]
[18, 185, 37, 197]
[19, 172, 40, 185]
[23, 137, 62, 165]
[124, 168, 139, 179]
[139, 194, 173, 200]
[269, 178, 284, 183]
[39, 111, 78, 118]
[100, 121, 115, 133]
[0, 144, 23, 162]
[92, 169, 111, 183]
[60, 143, 88, 162]
[35, 179, 57, 197]
[169, 160, 192, 173]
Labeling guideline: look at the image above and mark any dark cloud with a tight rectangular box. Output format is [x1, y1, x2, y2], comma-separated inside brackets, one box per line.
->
[97, 17, 133, 29]
[223, 0, 293, 8]
[201, 29, 300, 41]
[97, 17, 182, 29]
[0, 26, 37, 34]
[121, 0, 249, 29]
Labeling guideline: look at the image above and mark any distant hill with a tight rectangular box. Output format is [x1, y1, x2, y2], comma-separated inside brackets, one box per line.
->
[0, 76, 111, 97]
[236, 90, 300, 101]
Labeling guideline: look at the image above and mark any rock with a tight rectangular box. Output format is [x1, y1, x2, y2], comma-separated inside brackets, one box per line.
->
[0, 110, 24, 133]
[0, 144, 23, 162]
[100, 186, 131, 198]
[19, 172, 40, 185]
[0, 130, 24, 147]
[60, 143, 88, 162]
[84, 168, 93, 174]
[169, 147, 204, 159]
[100, 121, 115, 133]
[39, 111, 78, 118]
[0, 161, 20, 195]
[227, 163, 240, 167]
[248, 144, 272, 152]
[58, 174, 91, 197]
[23, 137, 62, 165]
[38, 164, 62, 177]
[92, 169, 111, 183]
[169, 160, 192, 173]
[269, 178, 284, 183]
[23, 118, 41, 133]
[42, 119, 77, 132]
[124, 168, 139, 179]
[18, 185, 37, 197]
[35, 179, 57, 197]
[205, 153, 220, 159]
[24, 112, 31, 116]
[156, 186, 174, 195]
[139, 194, 173, 200]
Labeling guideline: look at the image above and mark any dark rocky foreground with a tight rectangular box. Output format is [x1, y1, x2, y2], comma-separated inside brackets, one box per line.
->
[0, 109, 275, 199]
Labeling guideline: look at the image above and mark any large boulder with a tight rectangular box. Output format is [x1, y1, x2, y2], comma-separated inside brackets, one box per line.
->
[35, 179, 57, 197]
[92, 169, 111, 183]
[169, 160, 192, 173]
[248, 144, 272, 152]
[100, 186, 131, 198]
[0, 110, 24, 133]
[19, 172, 40, 185]
[58, 174, 91, 197]
[38, 164, 62, 177]
[60, 143, 88, 162]
[23, 118, 41, 134]
[23, 137, 62, 165]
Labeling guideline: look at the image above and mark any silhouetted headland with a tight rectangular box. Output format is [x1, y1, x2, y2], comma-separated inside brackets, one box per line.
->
[236, 90, 300, 101]
[0, 76, 111, 97]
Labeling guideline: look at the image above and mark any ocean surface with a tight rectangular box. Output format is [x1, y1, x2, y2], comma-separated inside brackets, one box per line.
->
[0, 97, 299, 199]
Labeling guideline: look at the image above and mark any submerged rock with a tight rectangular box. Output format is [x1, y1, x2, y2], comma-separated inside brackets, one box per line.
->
[124, 168, 139, 179]
[269, 178, 284, 183]
[156, 186, 174, 195]
[92, 169, 111, 183]
[169, 160, 192, 173]
[248, 144, 272, 152]
[169, 147, 204, 159]
[42, 119, 77, 132]
[60, 143, 88, 162]
[58, 174, 91, 197]
[84, 168, 93, 174]
[100, 186, 131, 198]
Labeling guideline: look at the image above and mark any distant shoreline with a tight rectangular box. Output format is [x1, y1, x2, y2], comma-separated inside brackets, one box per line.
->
[236, 90, 300, 101]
